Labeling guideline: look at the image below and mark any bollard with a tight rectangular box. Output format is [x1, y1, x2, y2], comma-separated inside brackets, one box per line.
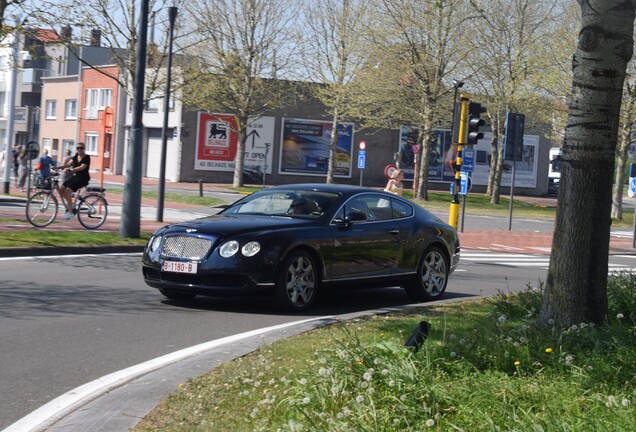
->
[199, 179, 203, 197]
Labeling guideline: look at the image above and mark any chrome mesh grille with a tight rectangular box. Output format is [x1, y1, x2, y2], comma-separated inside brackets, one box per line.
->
[162, 236, 212, 259]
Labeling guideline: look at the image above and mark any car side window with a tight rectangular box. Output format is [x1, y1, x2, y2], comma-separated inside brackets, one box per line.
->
[392, 198, 413, 219]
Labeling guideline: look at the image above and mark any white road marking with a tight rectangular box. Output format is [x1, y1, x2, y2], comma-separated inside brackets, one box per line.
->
[0, 252, 143, 262]
[3, 316, 336, 432]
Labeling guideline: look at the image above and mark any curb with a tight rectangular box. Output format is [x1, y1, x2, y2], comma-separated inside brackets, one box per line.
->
[0, 245, 145, 258]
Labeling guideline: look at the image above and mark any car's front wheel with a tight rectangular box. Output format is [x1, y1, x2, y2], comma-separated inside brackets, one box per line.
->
[159, 288, 196, 301]
[273, 250, 318, 312]
[404, 246, 449, 302]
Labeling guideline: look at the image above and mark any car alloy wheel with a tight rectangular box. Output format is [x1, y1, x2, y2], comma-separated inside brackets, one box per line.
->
[274, 250, 317, 311]
[405, 246, 449, 302]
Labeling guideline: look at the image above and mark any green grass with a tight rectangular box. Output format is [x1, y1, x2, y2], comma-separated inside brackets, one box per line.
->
[0, 229, 150, 247]
[134, 278, 636, 431]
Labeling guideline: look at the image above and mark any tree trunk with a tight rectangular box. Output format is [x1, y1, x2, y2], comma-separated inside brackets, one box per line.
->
[232, 116, 248, 188]
[490, 133, 503, 205]
[611, 96, 636, 219]
[326, 111, 339, 184]
[416, 114, 433, 201]
[540, 0, 635, 327]
[486, 135, 497, 197]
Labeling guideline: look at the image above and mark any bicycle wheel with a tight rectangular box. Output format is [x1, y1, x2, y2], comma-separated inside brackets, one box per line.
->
[26, 191, 58, 227]
[77, 194, 108, 229]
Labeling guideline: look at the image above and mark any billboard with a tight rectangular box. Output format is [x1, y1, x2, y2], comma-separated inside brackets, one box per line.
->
[279, 118, 353, 177]
[194, 113, 275, 173]
[398, 126, 539, 187]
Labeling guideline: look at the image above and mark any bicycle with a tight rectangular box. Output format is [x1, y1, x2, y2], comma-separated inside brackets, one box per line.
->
[26, 172, 109, 229]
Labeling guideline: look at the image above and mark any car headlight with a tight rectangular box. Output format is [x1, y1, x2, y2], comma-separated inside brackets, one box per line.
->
[241, 241, 261, 257]
[149, 234, 162, 252]
[219, 240, 240, 258]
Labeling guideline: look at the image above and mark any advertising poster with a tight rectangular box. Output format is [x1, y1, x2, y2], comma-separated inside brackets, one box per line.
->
[470, 132, 538, 188]
[398, 127, 538, 187]
[279, 118, 353, 177]
[195, 113, 275, 173]
[398, 127, 454, 182]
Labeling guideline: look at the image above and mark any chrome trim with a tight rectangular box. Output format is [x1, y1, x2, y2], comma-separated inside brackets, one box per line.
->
[322, 271, 417, 283]
[161, 235, 212, 260]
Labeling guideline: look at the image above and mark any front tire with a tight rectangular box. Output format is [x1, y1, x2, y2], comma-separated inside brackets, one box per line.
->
[273, 250, 318, 312]
[405, 246, 449, 302]
[26, 192, 58, 227]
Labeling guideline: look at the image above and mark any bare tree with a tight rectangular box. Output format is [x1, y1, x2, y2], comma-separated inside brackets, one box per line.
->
[359, 0, 468, 200]
[31, 0, 179, 105]
[298, 0, 370, 184]
[540, 0, 635, 327]
[181, 0, 298, 187]
[468, 0, 557, 204]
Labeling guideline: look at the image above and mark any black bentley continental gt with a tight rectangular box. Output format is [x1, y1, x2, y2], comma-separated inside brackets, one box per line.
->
[142, 184, 460, 312]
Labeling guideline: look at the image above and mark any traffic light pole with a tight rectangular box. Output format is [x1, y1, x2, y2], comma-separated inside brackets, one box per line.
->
[448, 95, 469, 229]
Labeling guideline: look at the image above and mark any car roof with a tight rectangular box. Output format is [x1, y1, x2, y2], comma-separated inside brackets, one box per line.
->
[264, 183, 386, 196]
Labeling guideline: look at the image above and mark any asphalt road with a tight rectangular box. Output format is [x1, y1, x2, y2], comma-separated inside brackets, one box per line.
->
[4, 249, 636, 429]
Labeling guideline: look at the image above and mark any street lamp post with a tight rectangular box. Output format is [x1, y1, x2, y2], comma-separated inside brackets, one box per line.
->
[157, 6, 178, 222]
[2, 26, 20, 193]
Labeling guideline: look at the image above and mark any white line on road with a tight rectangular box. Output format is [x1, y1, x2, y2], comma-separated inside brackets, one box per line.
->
[0, 252, 143, 262]
[3, 316, 336, 432]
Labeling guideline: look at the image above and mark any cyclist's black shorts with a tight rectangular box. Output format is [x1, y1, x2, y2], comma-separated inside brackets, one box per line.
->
[63, 176, 90, 192]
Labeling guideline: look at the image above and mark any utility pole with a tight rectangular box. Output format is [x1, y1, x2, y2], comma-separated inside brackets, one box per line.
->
[157, 6, 178, 222]
[120, 0, 149, 238]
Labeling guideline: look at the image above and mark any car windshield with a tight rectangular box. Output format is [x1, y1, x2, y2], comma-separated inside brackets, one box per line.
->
[221, 189, 340, 218]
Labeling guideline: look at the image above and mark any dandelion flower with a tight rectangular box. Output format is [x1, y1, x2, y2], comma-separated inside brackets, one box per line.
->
[363, 372, 372, 381]
[303, 397, 311, 405]
[548, 318, 555, 325]
[514, 361, 521, 366]
[617, 313, 624, 319]
[389, 380, 396, 387]
[426, 419, 435, 427]
[622, 399, 631, 407]
[356, 395, 364, 403]
[299, 378, 307, 385]
[545, 348, 553, 353]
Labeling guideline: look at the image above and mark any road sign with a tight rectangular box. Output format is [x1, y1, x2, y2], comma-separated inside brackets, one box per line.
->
[462, 148, 475, 172]
[629, 177, 636, 198]
[358, 153, 366, 169]
[459, 171, 470, 195]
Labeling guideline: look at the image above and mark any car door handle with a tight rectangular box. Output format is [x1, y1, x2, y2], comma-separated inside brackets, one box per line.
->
[389, 229, 400, 236]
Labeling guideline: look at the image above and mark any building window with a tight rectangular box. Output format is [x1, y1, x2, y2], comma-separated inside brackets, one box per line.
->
[42, 138, 51, 151]
[62, 139, 75, 155]
[65, 99, 77, 119]
[100, 89, 112, 108]
[45, 100, 57, 119]
[0, 56, 7, 71]
[85, 88, 113, 119]
[0, 92, 5, 117]
[85, 132, 98, 154]
[145, 89, 160, 112]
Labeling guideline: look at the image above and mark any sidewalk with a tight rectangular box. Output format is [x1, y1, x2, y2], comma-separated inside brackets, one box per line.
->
[1, 175, 635, 255]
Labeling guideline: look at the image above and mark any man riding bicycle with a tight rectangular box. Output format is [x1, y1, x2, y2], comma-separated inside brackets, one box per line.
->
[53, 143, 91, 220]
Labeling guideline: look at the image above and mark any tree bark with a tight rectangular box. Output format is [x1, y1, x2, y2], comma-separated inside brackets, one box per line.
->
[326, 110, 339, 184]
[540, 0, 635, 327]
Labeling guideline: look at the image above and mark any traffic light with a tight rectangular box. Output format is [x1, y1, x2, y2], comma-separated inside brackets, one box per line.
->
[467, 102, 487, 145]
[504, 112, 525, 161]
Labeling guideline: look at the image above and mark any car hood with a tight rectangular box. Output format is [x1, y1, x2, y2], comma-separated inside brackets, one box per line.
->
[161, 214, 316, 237]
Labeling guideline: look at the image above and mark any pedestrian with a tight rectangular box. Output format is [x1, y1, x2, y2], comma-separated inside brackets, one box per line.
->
[60, 149, 74, 184]
[52, 143, 91, 220]
[384, 169, 404, 196]
[17, 145, 28, 192]
[37, 149, 54, 178]
[12, 144, 20, 185]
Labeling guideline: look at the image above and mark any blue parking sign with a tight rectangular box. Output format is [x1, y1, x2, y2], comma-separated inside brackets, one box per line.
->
[358, 154, 366, 169]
